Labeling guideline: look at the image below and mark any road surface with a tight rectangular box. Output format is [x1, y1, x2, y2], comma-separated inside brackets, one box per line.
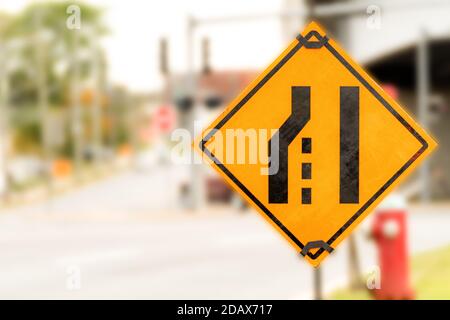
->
[0, 167, 449, 299]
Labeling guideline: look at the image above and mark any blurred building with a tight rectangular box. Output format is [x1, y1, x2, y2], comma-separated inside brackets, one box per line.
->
[313, 0, 450, 199]
[366, 39, 450, 199]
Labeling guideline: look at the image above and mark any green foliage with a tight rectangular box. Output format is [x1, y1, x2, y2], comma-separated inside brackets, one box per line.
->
[10, 105, 41, 153]
[3, 1, 106, 106]
[411, 244, 450, 299]
[0, 1, 107, 154]
[108, 86, 132, 147]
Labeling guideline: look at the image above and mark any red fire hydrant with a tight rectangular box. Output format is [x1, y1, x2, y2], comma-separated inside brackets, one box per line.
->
[371, 209, 414, 299]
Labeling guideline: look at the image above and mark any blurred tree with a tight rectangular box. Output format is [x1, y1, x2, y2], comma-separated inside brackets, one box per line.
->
[1, 1, 107, 158]
[0, 12, 11, 35]
[108, 86, 132, 148]
[4, 1, 106, 106]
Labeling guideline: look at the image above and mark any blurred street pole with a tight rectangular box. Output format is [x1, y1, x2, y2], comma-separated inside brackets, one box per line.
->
[187, 16, 206, 210]
[348, 234, 363, 289]
[34, 8, 52, 195]
[160, 38, 169, 92]
[417, 29, 431, 202]
[127, 93, 138, 163]
[70, 28, 83, 179]
[201, 38, 211, 75]
[0, 43, 10, 203]
[88, 28, 102, 169]
[305, 0, 315, 21]
[160, 37, 174, 166]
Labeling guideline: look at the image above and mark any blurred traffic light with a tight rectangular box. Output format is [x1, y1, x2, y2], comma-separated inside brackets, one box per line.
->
[205, 95, 222, 109]
[175, 95, 193, 113]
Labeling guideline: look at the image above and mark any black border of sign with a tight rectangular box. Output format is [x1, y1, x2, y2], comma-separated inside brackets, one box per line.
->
[199, 31, 428, 261]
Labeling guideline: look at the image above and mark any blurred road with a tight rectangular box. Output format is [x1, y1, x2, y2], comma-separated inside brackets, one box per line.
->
[0, 167, 449, 299]
[4, 165, 185, 216]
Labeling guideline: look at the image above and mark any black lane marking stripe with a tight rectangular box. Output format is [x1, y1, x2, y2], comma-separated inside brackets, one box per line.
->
[302, 188, 312, 205]
[282, 87, 311, 144]
[302, 137, 312, 153]
[201, 34, 428, 261]
[269, 86, 311, 204]
[302, 163, 312, 180]
[340, 86, 359, 204]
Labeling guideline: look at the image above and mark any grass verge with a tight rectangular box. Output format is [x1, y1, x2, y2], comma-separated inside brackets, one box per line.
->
[330, 244, 450, 300]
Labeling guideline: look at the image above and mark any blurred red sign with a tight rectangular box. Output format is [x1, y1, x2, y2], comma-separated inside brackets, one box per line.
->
[154, 105, 176, 133]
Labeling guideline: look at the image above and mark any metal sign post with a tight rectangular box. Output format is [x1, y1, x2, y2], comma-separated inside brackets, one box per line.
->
[314, 267, 323, 300]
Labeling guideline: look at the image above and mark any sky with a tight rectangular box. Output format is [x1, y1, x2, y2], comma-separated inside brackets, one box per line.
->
[4, 0, 449, 93]
[0, 0, 286, 92]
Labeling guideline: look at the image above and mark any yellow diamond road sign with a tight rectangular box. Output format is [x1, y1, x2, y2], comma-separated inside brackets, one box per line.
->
[194, 22, 437, 267]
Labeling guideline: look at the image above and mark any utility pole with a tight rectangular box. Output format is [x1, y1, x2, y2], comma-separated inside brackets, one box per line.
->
[160, 37, 172, 165]
[34, 8, 52, 196]
[0, 43, 10, 204]
[187, 16, 205, 210]
[127, 92, 138, 164]
[417, 28, 431, 202]
[201, 38, 211, 75]
[88, 27, 102, 170]
[70, 26, 83, 180]
[160, 38, 169, 79]
[348, 234, 363, 289]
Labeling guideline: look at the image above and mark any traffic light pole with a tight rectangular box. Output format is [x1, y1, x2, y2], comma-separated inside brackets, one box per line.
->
[88, 27, 102, 170]
[417, 29, 431, 202]
[34, 8, 52, 198]
[0, 45, 10, 204]
[70, 28, 83, 181]
[187, 16, 206, 210]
